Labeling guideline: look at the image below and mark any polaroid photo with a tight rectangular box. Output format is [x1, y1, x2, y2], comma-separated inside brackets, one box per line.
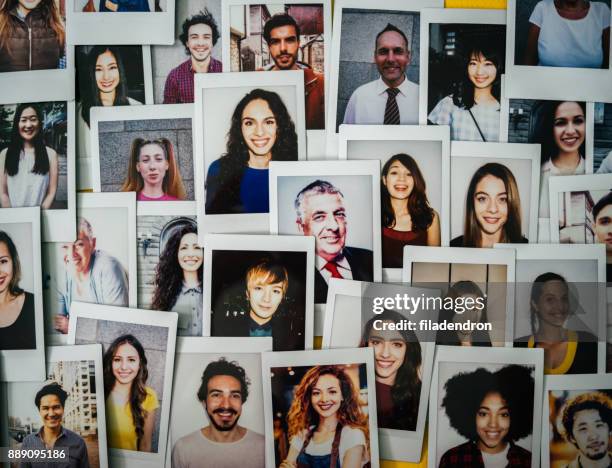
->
[203, 233, 314, 351]
[261, 347, 380, 468]
[194, 71, 306, 236]
[164, 336, 272, 468]
[66, 301, 177, 468]
[0, 207, 45, 382]
[136, 201, 200, 336]
[76, 44, 154, 190]
[594, 102, 612, 173]
[450, 141, 540, 247]
[495, 243, 607, 374]
[0, 100, 76, 242]
[42, 192, 137, 345]
[429, 345, 544, 468]
[66, 0, 175, 45]
[505, 0, 612, 103]
[0, 0, 74, 104]
[325, 0, 444, 156]
[269, 159, 382, 323]
[321, 278, 437, 462]
[419, 8, 506, 142]
[151, 0, 222, 105]
[542, 374, 612, 468]
[0, 344, 108, 468]
[338, 124, 450, 282]
[90, 104, 195, 202]
[221, 0, 332, 158]
[402, 245, 516, 347]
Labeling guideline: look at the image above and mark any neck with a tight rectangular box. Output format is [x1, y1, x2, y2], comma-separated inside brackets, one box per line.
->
[22, 140, 35, 150]
[477, 439, 508, 455]
[140, 182, 165, 199]
[202, 424, 245, 443]
[536, 323, 567, 342]
[183, 271, 200, 288]
[457, 332, 473, 345]
[250, 310, 272, 326]
[272, 63, 299, 71]
[0, 288, 15, 305]
[479, 229, 503, 248]
[376, 373, 396, 386]
[557, 0, 585, 10]
[578, 453, 612, 468]
[112, 380, 133, 397]
[248, 152, 271, 169]
[552, 150, 581, 169]
[42, 425, 62, 444]
[382, 73, 406, 89]
[317, 414, 339, 433]
[390, 197, 409, 217]
[191, 55, 211, 73]
[100, 90, 116, 106]
[473, 86, 496, 104]
[16, 4, 32, 16]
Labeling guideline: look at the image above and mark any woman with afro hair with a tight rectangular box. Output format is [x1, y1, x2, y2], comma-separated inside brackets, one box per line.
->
[439, 364, 534, 467]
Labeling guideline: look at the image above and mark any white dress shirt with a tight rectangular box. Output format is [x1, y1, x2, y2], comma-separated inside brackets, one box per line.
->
[316, 254, 353, 283]
[343, 76, 419, 125]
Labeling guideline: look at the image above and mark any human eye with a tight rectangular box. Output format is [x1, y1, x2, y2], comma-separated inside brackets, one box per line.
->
[554, 118, 568, 126]
[368, 338, 381, 346]
[112, 356, 121, 362]
[313, 213, 325, 222]
[265, 118, 276, 126]
[477, 410, 488, 417]
[270, 38, 280, 46]
[312, 389, 320, 396]
[498, 195, 508, 204]
[394, 47, 405, 54]
[273, 287, 283, 295]
[377, 48, 389, 56]
[335, 210, 346, 219]
[476, 195, 488, 203]
[392, 341, 405, 348]
[209, 391, 221, 398]
[574, 115, 585, 124]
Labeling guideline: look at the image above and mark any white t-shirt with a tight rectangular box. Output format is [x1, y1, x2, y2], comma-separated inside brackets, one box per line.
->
[481, 444, 510, 468]
[290, 426, 369, 466]
[529, 0, 611, 68]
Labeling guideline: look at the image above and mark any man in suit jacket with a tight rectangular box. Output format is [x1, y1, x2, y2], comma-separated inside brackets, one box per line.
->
[295, 180, 373, 303]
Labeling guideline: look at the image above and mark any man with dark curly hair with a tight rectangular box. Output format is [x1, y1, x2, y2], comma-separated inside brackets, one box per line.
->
[171, 358, 264, 468]
[560, 392, 612, 468]
[439, 365, 534, 467]
[163, 9, 223, 104]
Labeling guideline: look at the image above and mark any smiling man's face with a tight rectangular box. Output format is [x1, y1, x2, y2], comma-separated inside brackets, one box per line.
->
[297, 192, 347, 261]
[374, 30, 410, 87]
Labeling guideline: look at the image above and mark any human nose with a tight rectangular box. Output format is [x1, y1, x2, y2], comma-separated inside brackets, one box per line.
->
[487, 198, 499, 213]
[120, 358, 129, 370]
[380, 342, 391, 357]
[263, 287, 272, 302]
[324, 215, 339, 231]
[221, 393, 231, 407]
[488, 414, 499, 428]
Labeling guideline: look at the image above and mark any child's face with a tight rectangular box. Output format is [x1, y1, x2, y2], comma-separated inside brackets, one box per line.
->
[247, 280, 284, 321]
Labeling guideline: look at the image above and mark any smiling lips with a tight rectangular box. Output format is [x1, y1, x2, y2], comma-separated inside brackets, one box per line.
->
[317, 402, 335, 412]
[561, 136, 580, 146]
[482, 216, 501, 225]
[376, 359, 395, 369]
[250, 138, 271, 148]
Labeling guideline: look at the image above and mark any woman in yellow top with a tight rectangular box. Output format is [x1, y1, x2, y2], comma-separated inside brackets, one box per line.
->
[103, 334, 159, 451]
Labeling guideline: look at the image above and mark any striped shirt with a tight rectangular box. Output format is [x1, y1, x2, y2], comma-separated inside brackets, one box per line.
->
[163, 57, 223, 104]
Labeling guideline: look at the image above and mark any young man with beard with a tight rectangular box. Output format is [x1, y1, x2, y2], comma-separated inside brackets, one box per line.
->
[171, 358, 265, 468]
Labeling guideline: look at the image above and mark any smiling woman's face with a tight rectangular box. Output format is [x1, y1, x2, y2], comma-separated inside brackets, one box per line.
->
[475, 391, 510, 453]
[311, 374, 342, 419]
[111, 343, 140, 385]
[95, 50, 121, 95]
[367, 324, 407, 386]
[473, 174, 508, 237]
[241, 99, 277, 158]
[0, 241, 14, 296]
[18, 107, 40, 142]
[552, 102, 585, 154]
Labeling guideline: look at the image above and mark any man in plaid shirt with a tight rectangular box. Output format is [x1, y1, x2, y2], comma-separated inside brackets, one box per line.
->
[163, 9, 222, 104]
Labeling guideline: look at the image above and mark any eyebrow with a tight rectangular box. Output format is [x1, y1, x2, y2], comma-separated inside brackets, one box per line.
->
[208, 388, 241, 394]
[475, 191, 507, 197]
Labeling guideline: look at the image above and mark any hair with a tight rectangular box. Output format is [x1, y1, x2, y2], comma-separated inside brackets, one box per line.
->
[452, 38, 504, 110]
[561, 392, 612, 442]
[263, 13, 300, 44]
[529, 272, 571, 334]
[294, 180, 343, 224]
[375, 23, 409, 52]
[80, 46, 130, 126]
[196, 358, 250, 403]
[534, 101, 587, 165]
[103, 334, 149, 449]
[0, 230, 23, 297]
[442, 364, 535, 443]
[77, 217, 94, 240]
[246, 259, 289, 295]
[179, 9, 220, 53]
[360, 309, 422, 431]
[462, 162, 523, 247]
[381, 154, 434, 232]
[151, 223, 200, 311]
[0, 0, 65, 58]
[205, 89, 298, 214]
[4, 104, 49, 177]
[593, 191, 612, 220]
[286, 365, 369, 445]
[119, 137, 186, 199]
[34, 382, 68, 409]
[438, 281, 491, 346]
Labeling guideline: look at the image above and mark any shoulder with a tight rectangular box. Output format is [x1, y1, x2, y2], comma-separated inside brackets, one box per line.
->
[344, 246, 373, 260]
[21, 433, 39, 447]
[143, 386, 160, 410]
[0, 147, 7, 159]
[350, 80, 379, 99]
[401, 79, 419, 94]
[93, 250, 124, 271]
[245, 429, 265, 444]
[592, 1, 611, 15]
[340, 425, 366, 446]
[45, 146, 57, 159]
[63, 427, 86, 445]
[440, 441, 474, 464]
[175, 429, 203, 448]
[508, 442, 532, 462]
[575, 330, 598, 342]
[207, 159, 221, 176]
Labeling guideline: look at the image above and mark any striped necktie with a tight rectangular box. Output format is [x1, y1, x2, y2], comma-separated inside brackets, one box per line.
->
[384, 87, 401, 125]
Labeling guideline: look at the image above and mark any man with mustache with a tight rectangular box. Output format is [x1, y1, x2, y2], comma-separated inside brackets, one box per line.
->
[592, 192, 612, 282]
[561, 392, 611, 468]
[343, 23, 419, 125]
[172, 358, 265, 468]
[295, 180, 373, 303]
[261, 13, 325, 130]
[163, 9, 222, 104]
[20, 383, 90, 467]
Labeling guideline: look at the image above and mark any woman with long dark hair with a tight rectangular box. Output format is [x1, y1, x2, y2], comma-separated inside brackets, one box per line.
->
[381, 154, 440, 268]
[151, 223, 203, 335]
[0, 0, 65, 72]
[0, 230, 35, 350]
[360, 309, 422, 431]
[0, 103, 58, 208]
[104, 334, 159, 452]
[428, 38, 504, 142]
[280, 365, 370, 468]
[205, 88, 298, 214]
[451, 162, 527, 248]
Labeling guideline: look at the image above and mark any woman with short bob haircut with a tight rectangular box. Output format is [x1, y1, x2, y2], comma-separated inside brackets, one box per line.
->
[381, 153, 440, 268]
[120, 137, 186, 201]
[103, 334, 159, 452]
[360, 308, 422, 431]
[439, 365, 534, 467]
[451, 162, 527, 248]
[0, 103, 58, 209]
[205, 88, 298, 214]
[280, 365, 370, 468]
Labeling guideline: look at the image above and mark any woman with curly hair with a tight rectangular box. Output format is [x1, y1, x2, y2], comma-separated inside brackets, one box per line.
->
[120, 137, 186, 201]
[205, 88, 298, 214]
[360, 309, 422, 431]
[104, 334, 159, 452]
[280, 365, 370, 468]
[439, 365, 535, 467]
[151, 223, 202, 335]
[381, 154, 440, 268]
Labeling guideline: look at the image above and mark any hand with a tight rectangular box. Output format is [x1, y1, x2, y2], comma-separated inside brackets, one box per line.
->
[54, 315, 69, 334]
[279, 462, 297, 468]
[105, 0, 118, 11]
